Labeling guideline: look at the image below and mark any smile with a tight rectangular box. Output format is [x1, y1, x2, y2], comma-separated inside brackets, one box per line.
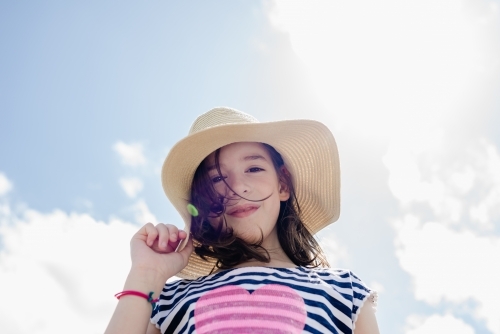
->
[227, 205, 259, 218]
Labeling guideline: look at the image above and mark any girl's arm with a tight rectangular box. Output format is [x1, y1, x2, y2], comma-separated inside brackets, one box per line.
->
[146, 323, 162, 334]
[354, 298, 380, 334]
[104, 223, 193, 334]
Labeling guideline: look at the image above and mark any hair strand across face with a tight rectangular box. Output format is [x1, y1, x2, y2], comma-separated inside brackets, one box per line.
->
[189, 143, 329, 271]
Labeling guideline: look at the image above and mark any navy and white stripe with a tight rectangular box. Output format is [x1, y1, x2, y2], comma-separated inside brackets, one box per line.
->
[151, 266, 375, 334]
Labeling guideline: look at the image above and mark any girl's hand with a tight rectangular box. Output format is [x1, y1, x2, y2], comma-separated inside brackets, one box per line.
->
[105, 224, 192, 334]
[129, 223, 193, 280]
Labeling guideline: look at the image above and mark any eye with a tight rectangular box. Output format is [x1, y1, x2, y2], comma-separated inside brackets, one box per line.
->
[248, 167, 264, 173]
[211, 175, 226, 183]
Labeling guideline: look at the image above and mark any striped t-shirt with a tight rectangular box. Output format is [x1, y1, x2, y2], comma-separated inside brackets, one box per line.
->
[151, 266, 376, 334]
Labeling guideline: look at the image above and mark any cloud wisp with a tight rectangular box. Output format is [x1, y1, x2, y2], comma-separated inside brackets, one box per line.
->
[119, 177, 144, 198]
[113, 141, 147, 167]
[0, 173, 13, 197]
[405, 314, 475, 334]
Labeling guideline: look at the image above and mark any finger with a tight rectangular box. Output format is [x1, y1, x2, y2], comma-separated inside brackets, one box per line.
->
[174, 230, 190, 253]
[142, 223, 158, 247]
[178, 230, 188, 239]
[155, 223, 171, 250]
[178, 237, 194, 264]
[165, 224, 180, 243]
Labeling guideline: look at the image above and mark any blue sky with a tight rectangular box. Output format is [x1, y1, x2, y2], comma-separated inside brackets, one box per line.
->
[1, 1, 500, 333]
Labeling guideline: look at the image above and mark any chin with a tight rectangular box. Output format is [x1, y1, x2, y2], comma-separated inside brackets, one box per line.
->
[235, 231, 263, 244]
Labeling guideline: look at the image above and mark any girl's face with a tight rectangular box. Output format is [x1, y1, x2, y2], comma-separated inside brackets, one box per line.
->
[204, 142, 290, 247]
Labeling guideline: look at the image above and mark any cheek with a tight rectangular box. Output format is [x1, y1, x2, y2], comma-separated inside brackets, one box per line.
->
[213, 182, 226, 195]
[271, 199, 282, 219]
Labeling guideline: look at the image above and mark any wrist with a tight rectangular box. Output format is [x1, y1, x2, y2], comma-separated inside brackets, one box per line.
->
[124, 267, 170, 296]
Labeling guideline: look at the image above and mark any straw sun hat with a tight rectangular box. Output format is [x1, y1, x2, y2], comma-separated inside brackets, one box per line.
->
[161, 107, 340, 279]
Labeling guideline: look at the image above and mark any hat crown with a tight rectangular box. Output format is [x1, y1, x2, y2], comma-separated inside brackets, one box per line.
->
[189, 107, 259, 135]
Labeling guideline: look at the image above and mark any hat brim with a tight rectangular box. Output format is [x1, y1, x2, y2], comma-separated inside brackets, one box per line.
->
[161, 119, 340, 279]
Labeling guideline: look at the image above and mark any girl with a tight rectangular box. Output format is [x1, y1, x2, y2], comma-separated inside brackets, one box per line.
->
[105, 107, 379, 334]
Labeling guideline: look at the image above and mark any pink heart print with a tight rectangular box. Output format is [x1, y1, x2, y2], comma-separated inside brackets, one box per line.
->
[194, 284, 306, 333]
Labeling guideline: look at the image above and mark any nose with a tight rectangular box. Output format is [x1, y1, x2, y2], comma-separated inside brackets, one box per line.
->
[226, 174, 249, 196]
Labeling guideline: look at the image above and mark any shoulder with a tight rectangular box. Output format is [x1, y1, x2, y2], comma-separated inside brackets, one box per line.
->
[302, 267, 370, 287]
[303, 267, 377, 311]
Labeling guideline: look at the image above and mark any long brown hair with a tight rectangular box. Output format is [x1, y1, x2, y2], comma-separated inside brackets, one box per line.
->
[189, 143, 329, 271]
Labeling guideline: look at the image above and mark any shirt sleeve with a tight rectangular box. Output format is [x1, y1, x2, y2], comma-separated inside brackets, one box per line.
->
[150, 302, 160, 327]
[349, 271, 378, 324]
[150, 281, 180, 331]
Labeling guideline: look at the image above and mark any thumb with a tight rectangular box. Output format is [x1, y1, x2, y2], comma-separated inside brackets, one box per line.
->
[177, 237, 194, 264]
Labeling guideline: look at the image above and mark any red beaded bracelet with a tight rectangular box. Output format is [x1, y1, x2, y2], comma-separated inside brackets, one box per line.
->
[115, 290, 159, 308]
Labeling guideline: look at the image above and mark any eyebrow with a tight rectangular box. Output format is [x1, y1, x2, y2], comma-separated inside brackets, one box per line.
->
[206, 154, 268, 172]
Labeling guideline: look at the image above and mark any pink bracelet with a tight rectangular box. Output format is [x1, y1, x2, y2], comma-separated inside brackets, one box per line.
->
[115, 290, 159, 308]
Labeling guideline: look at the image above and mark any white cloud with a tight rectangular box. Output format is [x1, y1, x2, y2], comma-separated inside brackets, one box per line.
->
[382, 129, 451, 211]
[387, 138, 500, 333]
[369, 281, 385, 296]
[132, 199, 160, 225]
[268, 2, 500, 333]
[269, 0, 498, 138]
[0, 173, 13, 196]
[405, 314, 475, 334]
[468, 140, 500, 230]
[393, 216, 500, 333]
[0, 206, 138, 334]
[394, 215, 500, 300]
[316, 228, 350, 267]
[113, 141, 147, 167]
[119, 177, 144, 198]
[384, 138, 500, 229]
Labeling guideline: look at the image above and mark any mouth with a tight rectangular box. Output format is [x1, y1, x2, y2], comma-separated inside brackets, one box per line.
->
[227, 204, 259, 218]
